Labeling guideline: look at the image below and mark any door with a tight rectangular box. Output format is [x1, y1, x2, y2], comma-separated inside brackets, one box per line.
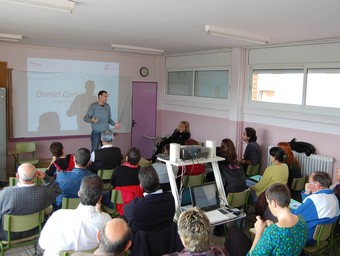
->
[0, 88, 6, 181]
[131, 82, 157, 158]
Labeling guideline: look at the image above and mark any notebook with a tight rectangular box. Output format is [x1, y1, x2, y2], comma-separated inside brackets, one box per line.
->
[188, 182, 237, 225]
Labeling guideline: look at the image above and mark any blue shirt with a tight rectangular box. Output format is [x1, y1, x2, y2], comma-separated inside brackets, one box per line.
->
[55, 168, 93, 207]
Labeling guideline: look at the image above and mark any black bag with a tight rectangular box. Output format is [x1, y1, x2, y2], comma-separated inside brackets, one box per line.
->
[289, 138, 316, 156]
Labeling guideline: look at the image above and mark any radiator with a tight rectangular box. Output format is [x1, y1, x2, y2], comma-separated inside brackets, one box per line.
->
[266, 146, 334, 177]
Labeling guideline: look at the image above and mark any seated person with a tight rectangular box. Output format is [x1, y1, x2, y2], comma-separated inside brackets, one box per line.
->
[152, 144, 178, 191]
[72, 218, 132, 256]
[89, 129, 123, 173]
[291, 171, 340, 246]
[152, 120, 191, 162]
[0, 163, 61, 241]
[46, 142, 75, 177]
[164, 207, 228, 256]
[238, 127, 262, 170]
[54, 148, 93, 208]
[248, 147, 288, 205]
[277, 142, 302, 188]
[102, 147, 143, 215]
[123, 166, 182, 256]
[39, 175, 111, 255]
[247, 183, 307, 255]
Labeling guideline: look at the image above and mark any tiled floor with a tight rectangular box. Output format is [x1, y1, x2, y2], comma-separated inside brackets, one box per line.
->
[3, 244, 43, 256]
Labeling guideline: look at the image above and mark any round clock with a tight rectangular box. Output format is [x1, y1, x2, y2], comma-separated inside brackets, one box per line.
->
[140, 67, 149, 77]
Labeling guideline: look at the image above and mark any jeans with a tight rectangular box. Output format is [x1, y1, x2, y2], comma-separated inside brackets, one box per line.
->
[91, 130, 102, 152]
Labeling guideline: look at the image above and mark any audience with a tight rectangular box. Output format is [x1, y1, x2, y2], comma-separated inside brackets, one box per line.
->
[291, 171, 340, 245]
[103, 147, 143, 215]
[73, 218, 132, 256]
[249, 147, 288, 205]
[239, 127, 262, 170]
[277, 142, 302, 188]
[54, 147, 93, 208]
[89, 129, 123, 173]
[39, 175, 111, 255]
[247, 183, 307, 255]
[46, 142, 75, 177]
[152, 120, 191, 162]
[165, 207, 228, 256]
[152, 144, 178, 191]
[123, 166, 181, 256]
[0, 163, 61, 241]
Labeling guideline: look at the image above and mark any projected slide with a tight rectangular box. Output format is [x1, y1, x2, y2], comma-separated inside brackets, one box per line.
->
[12, 58, 120, 137]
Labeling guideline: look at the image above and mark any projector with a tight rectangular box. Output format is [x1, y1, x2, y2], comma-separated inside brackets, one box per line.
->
[180, 145, 210, 160]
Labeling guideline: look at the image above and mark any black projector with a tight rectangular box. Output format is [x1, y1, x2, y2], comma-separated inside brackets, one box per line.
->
[180, 145, 210, 160]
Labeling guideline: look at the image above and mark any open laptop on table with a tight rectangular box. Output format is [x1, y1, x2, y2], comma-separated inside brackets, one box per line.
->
[182, 182, 238, 225]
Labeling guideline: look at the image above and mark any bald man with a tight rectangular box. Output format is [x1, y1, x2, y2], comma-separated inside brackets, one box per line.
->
[72, 218, 132, 256]
[0, 163, 61, 240]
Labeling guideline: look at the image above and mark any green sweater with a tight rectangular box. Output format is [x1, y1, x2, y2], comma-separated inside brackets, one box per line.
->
[252, 164, 289, 196]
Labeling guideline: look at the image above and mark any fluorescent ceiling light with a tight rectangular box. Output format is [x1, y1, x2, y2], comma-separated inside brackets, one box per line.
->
[205, 25, 269, 45]
[111, 44, 164, 55]
[0, 0, 75, 13]
[0, 33, 22, 42]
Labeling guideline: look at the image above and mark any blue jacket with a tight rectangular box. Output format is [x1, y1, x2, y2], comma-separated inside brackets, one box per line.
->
[291, 189, 340, 245]
[55, 168, 93, 207]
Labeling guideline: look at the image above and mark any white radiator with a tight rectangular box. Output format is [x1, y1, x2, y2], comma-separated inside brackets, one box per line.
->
[266, 146, 334, 177]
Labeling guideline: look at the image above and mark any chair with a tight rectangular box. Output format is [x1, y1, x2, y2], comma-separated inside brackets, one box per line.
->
[62, 197, 80, 209]
[183, 173, 205, 187]
[9, 176, 40, 186]
[227, 188, 250, 213]
[290, 176, 307, 202]
[303, 222, 336, 256]
[0, 210, 44, 256]
[98, 169, 114, 191]
[10, 142, 40, 169]
[59, 247, 97, 256]
[115, 185, 144, 216]
[246, 164, 260, 177]
[102, 189, 124, 217]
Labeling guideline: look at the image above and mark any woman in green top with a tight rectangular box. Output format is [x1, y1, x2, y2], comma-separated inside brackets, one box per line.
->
[248, 183, 307, 256]
[249, 147, 288, 205]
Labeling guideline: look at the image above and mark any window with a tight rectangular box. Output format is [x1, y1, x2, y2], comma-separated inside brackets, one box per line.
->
[306, 69, 340, 108]
[195, 70, 228, 99]
[167, 70, 229, 99]
[252, 69, 304, 104]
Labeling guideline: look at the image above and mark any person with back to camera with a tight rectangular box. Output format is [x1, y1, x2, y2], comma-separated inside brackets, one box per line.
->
[238, 127, 262, 170]
[277, 142, 302, 189]
[247, 183, 307, 256]
[207, 138, 246, 236]
[164, 207, 229, 256]
[248, 147, 288, 205]
[151, 120, 191, 162]
[46, 142, 75, 177]
[84, 90, 121, 152]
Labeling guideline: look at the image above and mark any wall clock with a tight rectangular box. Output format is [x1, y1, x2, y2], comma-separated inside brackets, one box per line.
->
[140, 67, 149, 77]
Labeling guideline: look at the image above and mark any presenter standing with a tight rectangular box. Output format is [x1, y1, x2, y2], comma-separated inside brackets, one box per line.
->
[84, 90, 120, 152]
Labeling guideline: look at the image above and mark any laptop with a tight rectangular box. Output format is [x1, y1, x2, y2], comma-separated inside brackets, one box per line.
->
[188, 182, 237, 225]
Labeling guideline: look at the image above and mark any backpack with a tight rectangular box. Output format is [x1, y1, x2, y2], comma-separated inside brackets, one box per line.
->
[289, 138, 316, 156]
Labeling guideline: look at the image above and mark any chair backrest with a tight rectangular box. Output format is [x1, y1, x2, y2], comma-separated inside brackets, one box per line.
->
[62, 197, 80, 209]
[291, 176, 307, 191]
[313, 223, 334, 242]
[3, 210, 44, 246]
[9, 176, 40, 186]
[111, 189, 124, 205]
[246, 164, 260, 176]
[183, 173, 205, 187]
[227, 188, 250, 210]
[98, 169, 114, 180]
[15, 142, 36, 153]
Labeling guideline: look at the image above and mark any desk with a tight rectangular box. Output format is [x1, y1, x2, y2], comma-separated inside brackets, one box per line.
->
[157, 156, 229, 219]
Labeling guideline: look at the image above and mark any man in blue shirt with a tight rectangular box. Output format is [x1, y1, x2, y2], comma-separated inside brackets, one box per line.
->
[83, 90, 120, 152]
[291, 171, 340, 245]
[55, 147, 93, 208]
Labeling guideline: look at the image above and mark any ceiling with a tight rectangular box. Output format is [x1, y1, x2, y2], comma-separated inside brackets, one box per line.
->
[1, 0, 340, 55]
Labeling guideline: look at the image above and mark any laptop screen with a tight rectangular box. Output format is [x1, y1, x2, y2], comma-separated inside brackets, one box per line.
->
[190, 182, 220, 211]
